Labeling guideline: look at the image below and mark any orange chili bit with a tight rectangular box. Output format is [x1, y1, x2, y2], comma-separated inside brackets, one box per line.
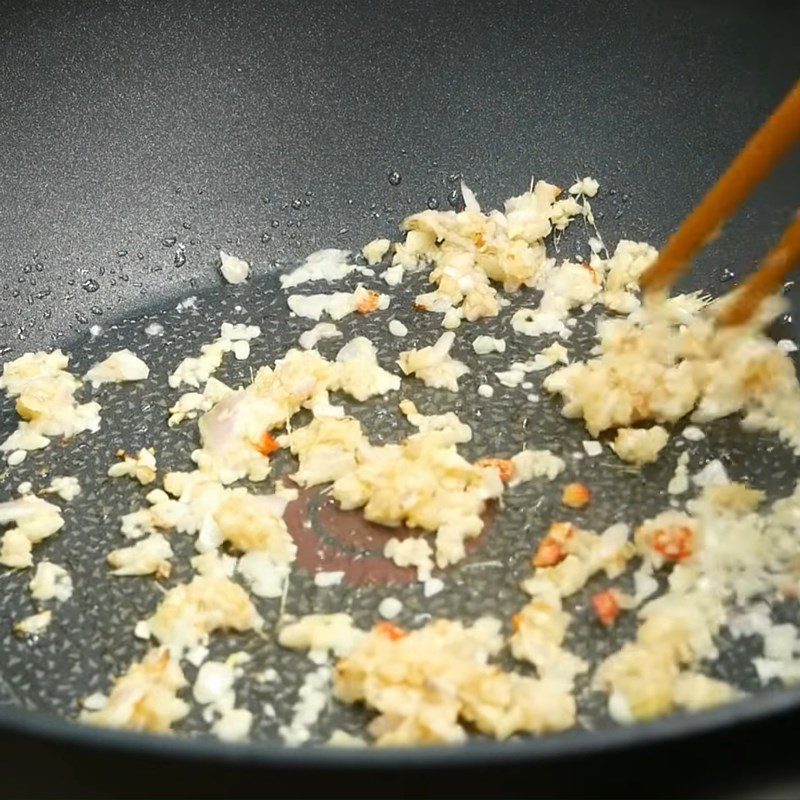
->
[476, 457, 516, 483]
[511, 613, 524, 634]
[253, 430, 280, 457]
[579, 263, 599, 282]
[562, 482, 591, 509]
[548, 521, 577, 541]
[591, 590, 621, 626]
[532, 537, 566, 569]
[653, 525, 694, 562]
[474, 232, 486, 248]
[375, 622, 406, 641]
[356, 291, 381, 314]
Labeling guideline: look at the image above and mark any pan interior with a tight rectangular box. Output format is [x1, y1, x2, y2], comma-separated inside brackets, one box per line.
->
[0, 229, 798, 746]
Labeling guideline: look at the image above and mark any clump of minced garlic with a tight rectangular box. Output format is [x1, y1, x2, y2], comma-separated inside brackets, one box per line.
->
[544, 296, 800, 461]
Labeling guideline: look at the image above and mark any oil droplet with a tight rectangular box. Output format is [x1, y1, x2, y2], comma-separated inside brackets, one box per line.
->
[291, 198, 302, 210]
[117, 249, 128, 257]
[271, 219, 280, 228]
[447, 188, 460, 208]
[447, 172, 461, 184]
[34, 263, 44, 272]
[719, 268, 735, 283]
[782, 313, 793, 326]
[426, 196, 439, 210]
[782, 280, 795, 295]
[388, 170, 402, 186]
[162, 235, 177, 247]
[75, 312, 88, 324]
[22, 264, 32, 274]
[182, 221, 192, 230]
[82, 279, 100, 293]
[261, 232, 272, 243]
[174, 249, 187, 268]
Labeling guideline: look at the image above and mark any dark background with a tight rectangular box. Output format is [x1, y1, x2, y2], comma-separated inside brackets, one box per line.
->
[1, 0, 799, 797]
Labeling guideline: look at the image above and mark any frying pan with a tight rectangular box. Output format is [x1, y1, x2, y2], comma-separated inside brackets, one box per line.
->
[2, 0, 800, 796]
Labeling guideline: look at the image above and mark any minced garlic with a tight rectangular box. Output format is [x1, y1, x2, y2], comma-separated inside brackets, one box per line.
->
[398, 332, 469, 392]
[0, 496, 65, 569]
[219, 250, 250, 284]
[108, 533, 173, 577]
[0, 350, 100, 455]
[29, 562, 73, 602]
[85, 349, 149, 387]
[81, 649, 188, 732]
[287, 286, 390, 321]
[611, 426, 669, 466]
[168, 323, 260, 390]
[146, 576, 262, 653]
[333, 427, 503, 569]
[14, 609, 53, 637]
[279, 614, 364, 660]
[362, 239, 391, 266]
[335, 618, 576, 744]
[108, 447, 157, 485]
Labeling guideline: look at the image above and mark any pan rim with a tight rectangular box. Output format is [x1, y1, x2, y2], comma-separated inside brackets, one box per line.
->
[0, 684, 797, 766]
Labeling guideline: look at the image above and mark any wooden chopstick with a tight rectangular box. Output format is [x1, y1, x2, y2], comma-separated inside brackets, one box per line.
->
[641, 79, 800, 294]
[717, 211, 800, 327]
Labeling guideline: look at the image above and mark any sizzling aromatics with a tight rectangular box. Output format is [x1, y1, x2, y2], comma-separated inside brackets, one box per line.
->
[2, 177, 800, 746]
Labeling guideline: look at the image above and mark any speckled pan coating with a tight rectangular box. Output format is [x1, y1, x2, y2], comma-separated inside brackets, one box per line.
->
[0, 258, 798, 745]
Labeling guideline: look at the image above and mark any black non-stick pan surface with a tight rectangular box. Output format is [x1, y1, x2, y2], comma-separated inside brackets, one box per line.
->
[2, 1, 800, 797]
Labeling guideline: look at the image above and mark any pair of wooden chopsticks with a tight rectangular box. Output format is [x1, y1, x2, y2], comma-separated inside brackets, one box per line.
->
[640, 79, 800, 326]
